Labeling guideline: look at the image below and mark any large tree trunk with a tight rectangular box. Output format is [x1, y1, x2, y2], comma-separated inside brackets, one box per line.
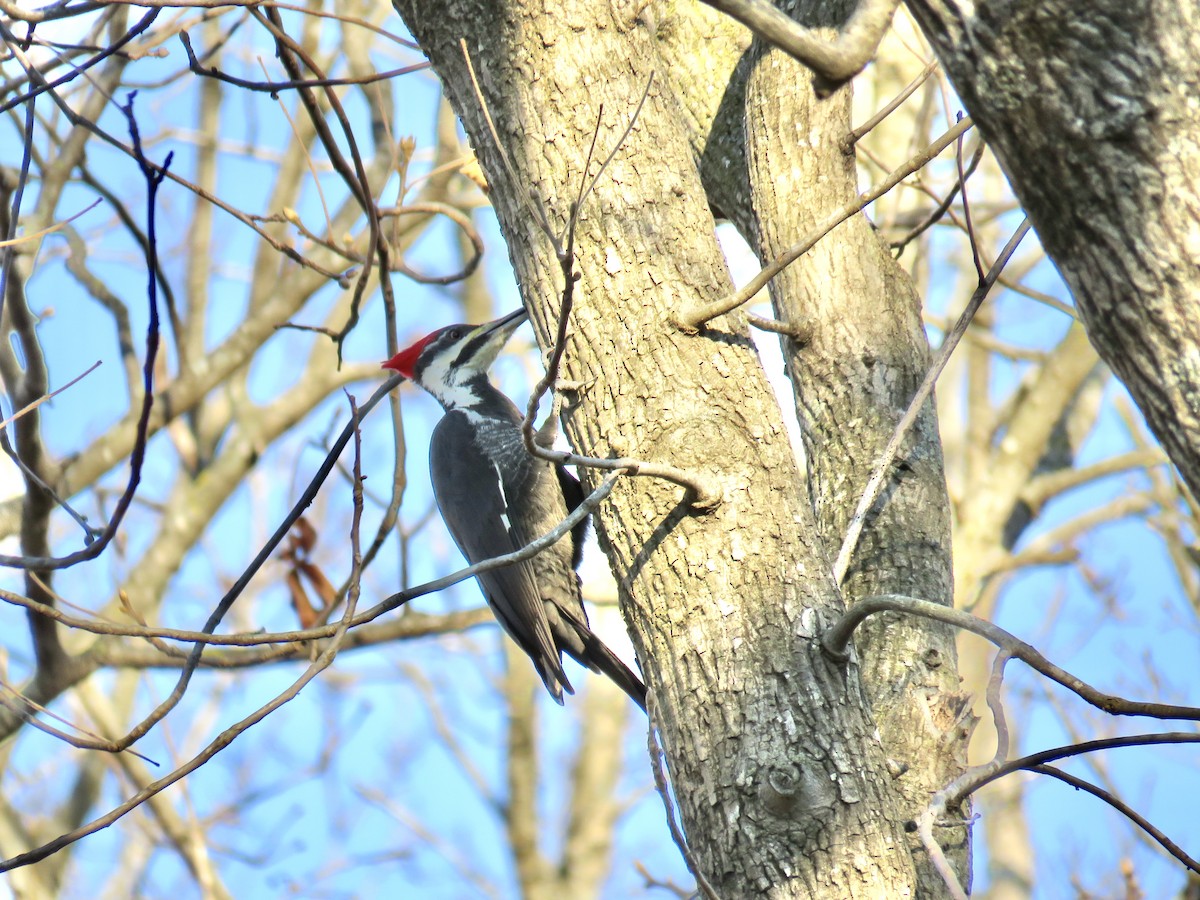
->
[392, 0, 965, 894]
[908, 0, 1200, 500]
[658, 2, 969, 891]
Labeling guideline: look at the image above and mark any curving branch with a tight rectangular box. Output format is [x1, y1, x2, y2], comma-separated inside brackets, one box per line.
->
[823, 593, 1200, 722]
[0, 97, 167, 572]
[701, 0, 900, 89]
[1028, 764, 1200, 876]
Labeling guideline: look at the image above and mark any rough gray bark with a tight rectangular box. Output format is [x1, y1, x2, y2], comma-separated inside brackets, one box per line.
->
[907, 0, 1200, 501]
[390, 1, 966, 896]
[658, 2, 968, 891]
[742, 29, 969, 894]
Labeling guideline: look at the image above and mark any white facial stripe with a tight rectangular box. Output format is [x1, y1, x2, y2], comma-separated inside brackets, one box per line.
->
[418, 343, 478, 409]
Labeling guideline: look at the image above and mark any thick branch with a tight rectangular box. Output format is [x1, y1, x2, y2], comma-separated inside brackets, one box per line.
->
[702, 0, 899, 87]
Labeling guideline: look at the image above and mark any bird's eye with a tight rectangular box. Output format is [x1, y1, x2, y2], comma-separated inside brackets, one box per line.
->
[447, 328, 462, 340]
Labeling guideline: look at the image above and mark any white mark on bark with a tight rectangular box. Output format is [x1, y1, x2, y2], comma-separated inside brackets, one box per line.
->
[605, 246, 623, 274]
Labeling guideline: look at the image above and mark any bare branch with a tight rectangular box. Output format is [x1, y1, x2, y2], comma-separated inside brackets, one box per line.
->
[832, 216, 1031, 585]
[847, 58, 938, 145]
[702, 0, 901, 88]
[822, 594, 1200, 722]
[675, 115, 974, 332]
[1027, 764, 1200, 876]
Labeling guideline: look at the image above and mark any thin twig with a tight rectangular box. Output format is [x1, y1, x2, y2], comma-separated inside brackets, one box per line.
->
[957, 732, 1200, 801]
[576, 73, 654, 214]
[459, 39, 558, 252]
[647, 695, 720, 900]
[916, 730, 1200, 898]
[0, 361, 102, 430]
[832, 216, 1030, 585]
[1028, 764, 1200, 875]
[0, 197, 102, 248]
[891, 136, 985, 256]
[955, 113, 984, 281]
[846, 58, 938, 146]
[253, 6, 385, 361]
[677, 115, 974, 331]
[0, 678, 156, 764]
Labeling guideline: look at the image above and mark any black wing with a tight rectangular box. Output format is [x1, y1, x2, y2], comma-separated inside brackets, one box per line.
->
[554, 464, 589, 570]
[429, 410, 572, 701]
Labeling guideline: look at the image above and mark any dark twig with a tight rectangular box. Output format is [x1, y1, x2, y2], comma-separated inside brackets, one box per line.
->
[890, 136, 985, 256]
[822, 593, 1200, 722]
[0, 97, 171, 572]
[0, 361, 102, 430]
[1028, 764, 1200, 875]
[0, 47, 38, 350]
[0, 395, 372, 874]
[253, 6, 385, 361]
[955, 112, 985, 281]
[960, 733, 1200, 801]
[180, 31, 428, 92]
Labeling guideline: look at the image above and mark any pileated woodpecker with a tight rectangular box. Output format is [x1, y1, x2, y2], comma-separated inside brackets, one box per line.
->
[382, 308, 647, 711]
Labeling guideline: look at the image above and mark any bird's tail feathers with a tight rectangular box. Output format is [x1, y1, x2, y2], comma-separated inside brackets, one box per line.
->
[532, 659, 573, 706]
[557, 609, 648, 712]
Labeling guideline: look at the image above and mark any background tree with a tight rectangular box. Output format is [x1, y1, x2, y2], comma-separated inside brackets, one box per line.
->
[0, 1, 1196, 897]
